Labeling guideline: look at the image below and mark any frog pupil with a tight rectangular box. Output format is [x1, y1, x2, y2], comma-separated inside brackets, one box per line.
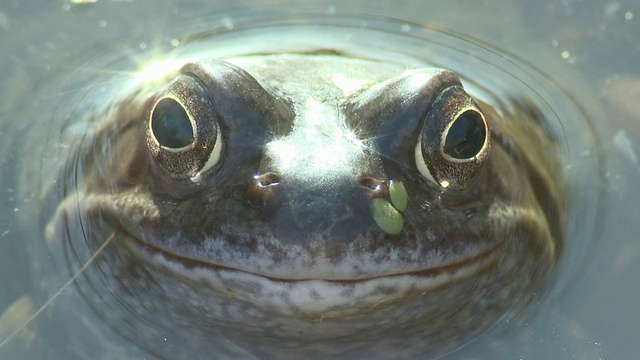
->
[151, 98, 195, 149]
[443, 110, 485, 159]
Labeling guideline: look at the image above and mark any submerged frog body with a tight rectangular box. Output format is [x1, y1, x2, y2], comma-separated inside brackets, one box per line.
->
[41, 53, 561, 358]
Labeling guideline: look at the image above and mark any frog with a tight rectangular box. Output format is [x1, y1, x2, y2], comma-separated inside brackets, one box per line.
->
[3, 51, 563, 359]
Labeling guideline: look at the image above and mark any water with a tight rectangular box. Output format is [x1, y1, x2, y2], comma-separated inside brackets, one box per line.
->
[0, 1, 637, 359]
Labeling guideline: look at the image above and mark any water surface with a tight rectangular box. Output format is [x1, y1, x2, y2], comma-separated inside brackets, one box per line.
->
[0, 1, 638, 359]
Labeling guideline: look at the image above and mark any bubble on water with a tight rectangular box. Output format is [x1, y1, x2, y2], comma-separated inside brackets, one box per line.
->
[0, 9, 8, 30]
[221, 17, 234, 30]
[625, 11, 634, 22]
[613, 129, 637, 164]
[560, 50, 576, 64]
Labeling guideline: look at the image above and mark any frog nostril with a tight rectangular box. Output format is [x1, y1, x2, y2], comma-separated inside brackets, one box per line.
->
[255, 173, 281, 187]
[360, 177, 384, 192]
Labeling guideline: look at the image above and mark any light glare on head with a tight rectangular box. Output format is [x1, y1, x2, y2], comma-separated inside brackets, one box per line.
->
[133, 59, 186, 84]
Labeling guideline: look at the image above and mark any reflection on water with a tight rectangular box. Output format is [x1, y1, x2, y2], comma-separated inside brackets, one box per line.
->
[0, 1, 637, 359]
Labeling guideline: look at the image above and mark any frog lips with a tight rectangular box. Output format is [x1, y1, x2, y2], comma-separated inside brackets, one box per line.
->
[121, 224, 502, 283]
[119, 226, 502, 317]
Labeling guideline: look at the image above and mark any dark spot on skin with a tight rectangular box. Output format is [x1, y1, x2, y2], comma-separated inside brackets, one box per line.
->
[309, 290, 322, 301]
[324, 244, 346, 264]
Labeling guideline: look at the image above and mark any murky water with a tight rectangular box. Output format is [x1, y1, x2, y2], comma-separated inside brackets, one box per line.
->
[0, 1, 638, 359]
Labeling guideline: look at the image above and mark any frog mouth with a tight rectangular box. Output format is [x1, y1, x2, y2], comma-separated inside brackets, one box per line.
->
[125, 226, 501, 282]
[116, 225, 503, 318]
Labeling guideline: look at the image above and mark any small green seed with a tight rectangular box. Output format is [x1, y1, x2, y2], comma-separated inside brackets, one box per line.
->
[389, 180, 408, 212]
[371, 198, 404, 235]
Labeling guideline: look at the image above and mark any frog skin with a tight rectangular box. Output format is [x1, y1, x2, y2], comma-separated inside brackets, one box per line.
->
[45, 53, 562, 358]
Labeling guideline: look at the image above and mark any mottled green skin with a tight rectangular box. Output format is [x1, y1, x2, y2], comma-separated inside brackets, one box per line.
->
[47, 53, 562, 358]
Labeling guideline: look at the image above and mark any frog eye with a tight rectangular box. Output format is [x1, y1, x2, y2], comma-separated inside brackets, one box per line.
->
[151, 98, 195, 149]
[415, 85, 490, 190]
[147, 74, 222, 181]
